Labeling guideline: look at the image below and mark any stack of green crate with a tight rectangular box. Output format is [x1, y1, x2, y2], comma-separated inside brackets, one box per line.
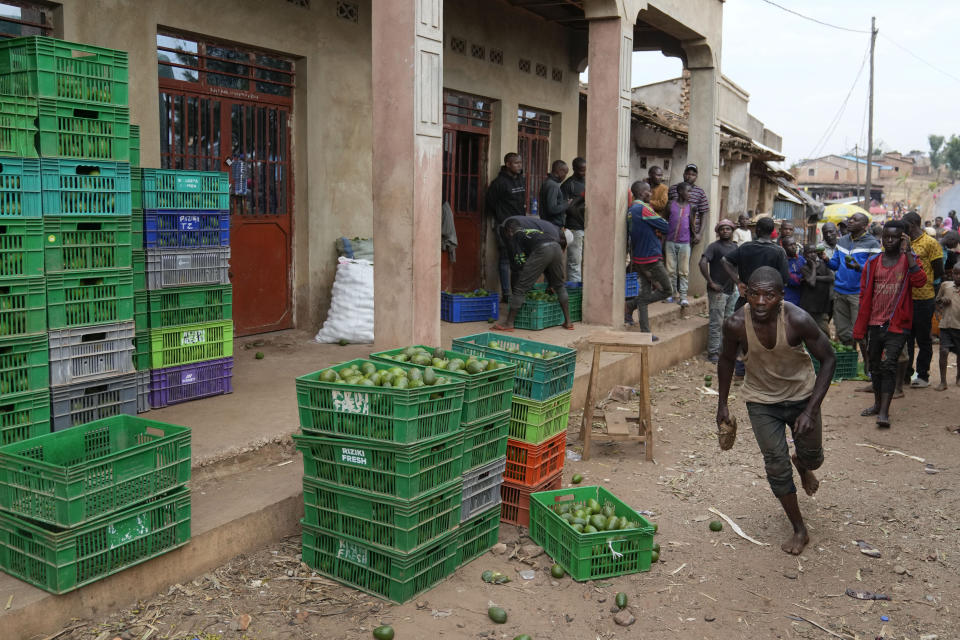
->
[130, 166, 150, 411]
[0, 36, 139, 430]
[370, 346, 517, 568]
[0, 415, 192, 593]
[293, 359, 468, 603]
[0, 158, 48, 445]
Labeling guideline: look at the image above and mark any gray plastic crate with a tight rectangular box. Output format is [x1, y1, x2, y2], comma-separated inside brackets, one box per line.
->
[461, 456, 506, 522]
[136, 369, 150, 413]
[51, 372, 137, 431]
[48, 321, 135, 387]
[146, 247, 230, 290]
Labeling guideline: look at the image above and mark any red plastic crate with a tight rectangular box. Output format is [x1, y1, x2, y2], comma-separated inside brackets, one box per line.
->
[503, 430, 566, 488]
[500, 471, 561, 527]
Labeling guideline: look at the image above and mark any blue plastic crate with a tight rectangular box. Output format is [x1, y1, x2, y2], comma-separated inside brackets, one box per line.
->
[40, 159, 131, 216]
[440, 292, 499, 323]
[625, 271, 639, 298]
[144, 210, 229, 249]
[0, 157, 41, 218]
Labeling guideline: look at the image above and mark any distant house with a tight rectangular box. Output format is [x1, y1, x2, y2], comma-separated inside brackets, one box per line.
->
[795, 154, 897, 203]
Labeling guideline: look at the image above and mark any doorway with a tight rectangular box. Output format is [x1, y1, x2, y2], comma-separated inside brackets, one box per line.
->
[441, 91, 491, 292]
[157, 33, 294, 336]
[517, 106, 552, 213]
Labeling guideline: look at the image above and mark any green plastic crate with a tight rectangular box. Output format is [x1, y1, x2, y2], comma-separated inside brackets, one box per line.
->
[0, 333, 48, 395]
[514, 298, 564, 331]
[370, 346, 515, 426]
[42, 215, 132, 273]
[509, 391, 571, 444]
[296, 359, 465, 445]
[131, 208, 142, 248]
[528, 485, 655, 582]
[147, 285, 232, 329]
[45, 269, 133, 329]
[133, 330, 149, 371]
[0, 157, 41, 218]
[0, 414, 191, 527]
[40, 158, 131, 216]
[0, 94, 37, 158]
[130, 167, 141, 210]
[457, 504, 501, 567]
[462, 411, 509, 473]
[0, 218, 43, 278]
[141, 169, 229, 210]
[568, 289, 583, 323]
[132, 248, 144, 290]
[37, 98, 130, 161]
[0, 36, 129, 106]
[811, 348, 859, 382]
[294, 431, 464, 501]
[0, 487, 190, 594]
[148, 320, 233, 369]
[303, 476, 462, 554]
[301, 522, 457, 604]
[0, 389, 49, 446]
[134, 289, 147, 332]
[452, 333, 576, 401]
[0, 277, 45, 339]
[129, 124, 139, 168]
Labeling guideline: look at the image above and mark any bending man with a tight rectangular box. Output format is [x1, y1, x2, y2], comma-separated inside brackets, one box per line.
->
[716, 267, 836, 555]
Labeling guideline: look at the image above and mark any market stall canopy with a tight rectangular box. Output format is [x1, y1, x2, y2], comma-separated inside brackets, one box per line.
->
[823, 203, 870, 223]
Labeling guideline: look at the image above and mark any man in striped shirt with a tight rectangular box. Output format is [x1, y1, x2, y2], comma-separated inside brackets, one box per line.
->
[668, 163, 709, 242]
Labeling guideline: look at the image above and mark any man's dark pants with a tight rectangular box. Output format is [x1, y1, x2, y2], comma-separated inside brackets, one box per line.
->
[868, 325, 910, 394]
[497, 238, 511, 300]
[509, 243, 568, 311]
[906, 298, 935, 381]
[628, 260, 671, 332]
[746, 399, 824, 497]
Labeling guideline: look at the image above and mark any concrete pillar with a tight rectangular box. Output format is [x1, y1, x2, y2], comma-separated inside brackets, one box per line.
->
[685, 64, 720, 296]
[583, 17, 632, 327]
[371, 0, 443, 347]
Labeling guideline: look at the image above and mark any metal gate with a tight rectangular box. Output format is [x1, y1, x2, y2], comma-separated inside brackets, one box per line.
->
[157, 33, 294, 336]
[442, 91, 490, 292]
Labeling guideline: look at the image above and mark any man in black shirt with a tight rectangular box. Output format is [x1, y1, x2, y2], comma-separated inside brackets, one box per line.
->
[485, 153, 526, 302]
[561, 157, 586, 282]
[538, 159, 570, 228]
[699, 218, 739, 362]
[799, 244, 835, 335]
[722, 216, 791, 310]
[492, 216, 573, 331]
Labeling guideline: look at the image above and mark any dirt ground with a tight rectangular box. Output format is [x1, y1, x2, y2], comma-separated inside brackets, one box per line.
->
[47, 354, 959, 640]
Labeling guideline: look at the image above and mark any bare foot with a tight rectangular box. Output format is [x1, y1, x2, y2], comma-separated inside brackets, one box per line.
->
[562, 322, 575, 330]
[860, 404, 879, 416]
[936, 382, 948, 391]
[491, 323, 514, 332]
[792, 455, 820, 496]
[892, 389, 904, 399]
[781, 529, 809, 555]
[856, 384, 874, 393]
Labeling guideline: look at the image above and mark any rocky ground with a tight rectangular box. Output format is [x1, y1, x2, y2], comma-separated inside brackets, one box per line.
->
[47, 354, 959, 640]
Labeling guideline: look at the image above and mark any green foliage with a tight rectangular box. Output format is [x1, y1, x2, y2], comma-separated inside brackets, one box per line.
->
[943, 135, 960, 173]
[929, 134, 945, 169]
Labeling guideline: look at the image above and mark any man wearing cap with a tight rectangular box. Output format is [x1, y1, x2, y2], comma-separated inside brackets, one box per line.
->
[669, 163, 709, 243]
[700, 218, 739, 363]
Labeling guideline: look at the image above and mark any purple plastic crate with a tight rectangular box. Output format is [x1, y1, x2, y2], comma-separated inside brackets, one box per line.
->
[149, 356, 233, 408]
[440, 292, 499, 323]
[144, 210, 229, 249]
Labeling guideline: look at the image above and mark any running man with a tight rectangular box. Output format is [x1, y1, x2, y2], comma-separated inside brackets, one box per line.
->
[716, 267, 836, 555]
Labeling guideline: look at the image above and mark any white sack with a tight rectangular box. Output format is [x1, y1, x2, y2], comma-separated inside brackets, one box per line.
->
[314, 257, 374, 344]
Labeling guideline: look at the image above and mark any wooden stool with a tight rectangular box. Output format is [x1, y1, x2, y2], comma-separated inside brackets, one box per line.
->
[579, 331, 654, 461]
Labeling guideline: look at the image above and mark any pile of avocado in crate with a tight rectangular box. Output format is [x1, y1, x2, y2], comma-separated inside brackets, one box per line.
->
[810, 340, 860, 382]
[0, 36, 145, 431]
[294, 356, 470, 603]
[371, 345, 517, 567]
[0, 415, 192, 593]
[452, 332, 575, 527]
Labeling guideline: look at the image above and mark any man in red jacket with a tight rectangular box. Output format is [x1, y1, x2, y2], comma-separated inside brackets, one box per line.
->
[853, 220, 927, 428]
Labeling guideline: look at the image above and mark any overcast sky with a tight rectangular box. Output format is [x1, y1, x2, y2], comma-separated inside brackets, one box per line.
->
[629, 0, 960, 167]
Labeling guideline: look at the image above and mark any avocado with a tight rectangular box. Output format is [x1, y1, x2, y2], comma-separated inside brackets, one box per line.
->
[488, 606, 507, 624]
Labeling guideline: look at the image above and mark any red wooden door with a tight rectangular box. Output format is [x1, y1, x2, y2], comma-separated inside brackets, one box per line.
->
[517, 107, 552, 213]
[157, 34, 294, 336]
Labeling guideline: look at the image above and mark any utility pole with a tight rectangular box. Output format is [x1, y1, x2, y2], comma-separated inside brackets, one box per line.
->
[864, 16, 877, 209]
[855, 143, 860, 202]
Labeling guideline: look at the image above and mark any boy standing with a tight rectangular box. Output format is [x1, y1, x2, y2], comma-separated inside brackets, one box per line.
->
[799, 244, 835, 336]
[783, 237, 805, 306]
[699, 219, 739, 363]
[664, 181, 696, 307]
[935, 264, 960, 390]
[626, 180, 671, 336]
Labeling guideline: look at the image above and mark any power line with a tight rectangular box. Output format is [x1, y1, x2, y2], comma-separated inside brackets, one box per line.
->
[805, 45, 871, 161]
[879, 34, 960, 85]
[757, 0, 870, 34]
